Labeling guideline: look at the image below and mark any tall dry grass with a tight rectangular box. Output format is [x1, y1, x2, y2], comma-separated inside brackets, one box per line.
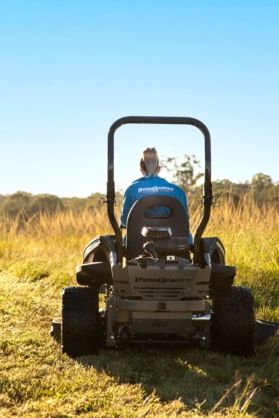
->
[0, 196, 278, 316]
[0, 196, 279, 417]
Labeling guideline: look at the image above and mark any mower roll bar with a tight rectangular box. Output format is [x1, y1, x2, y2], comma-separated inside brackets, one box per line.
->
[107, 116, 213, 265]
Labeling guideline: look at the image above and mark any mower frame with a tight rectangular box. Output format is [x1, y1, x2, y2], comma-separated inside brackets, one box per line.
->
[58, 116, 256, 357]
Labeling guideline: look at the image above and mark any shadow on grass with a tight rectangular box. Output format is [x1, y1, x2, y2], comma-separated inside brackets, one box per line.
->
[76, 339, 279, 416]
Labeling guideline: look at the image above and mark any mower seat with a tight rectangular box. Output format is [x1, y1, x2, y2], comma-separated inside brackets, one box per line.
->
[126, 195, 190, 259]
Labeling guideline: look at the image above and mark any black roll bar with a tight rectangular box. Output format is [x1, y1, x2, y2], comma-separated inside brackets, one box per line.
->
[107, 116, 213, 264]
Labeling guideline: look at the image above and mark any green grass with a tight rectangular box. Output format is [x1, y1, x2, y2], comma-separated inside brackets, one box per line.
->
[0, 201, 279, 417]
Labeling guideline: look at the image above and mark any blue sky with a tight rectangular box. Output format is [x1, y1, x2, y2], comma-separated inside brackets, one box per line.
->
[0, 0, 278, 197]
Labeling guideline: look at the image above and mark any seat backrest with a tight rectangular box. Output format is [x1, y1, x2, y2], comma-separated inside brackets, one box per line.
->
[126, 195, 189, 259]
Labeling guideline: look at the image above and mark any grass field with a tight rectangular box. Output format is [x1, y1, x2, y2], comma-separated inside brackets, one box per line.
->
[0, 199, 278, 417]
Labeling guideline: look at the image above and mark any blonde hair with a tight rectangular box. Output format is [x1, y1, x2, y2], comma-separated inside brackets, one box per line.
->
[140, 147, 160, 176]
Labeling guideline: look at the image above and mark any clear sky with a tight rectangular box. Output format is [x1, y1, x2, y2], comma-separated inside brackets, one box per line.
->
[0, 0, 278, 197]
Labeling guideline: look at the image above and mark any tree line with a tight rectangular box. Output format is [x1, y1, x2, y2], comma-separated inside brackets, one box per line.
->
[161, 155, 279, 208]
[1, 155, 278, 219]
[0, 192, 114, 220]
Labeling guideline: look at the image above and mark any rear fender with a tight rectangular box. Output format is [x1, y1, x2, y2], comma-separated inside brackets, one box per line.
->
[201, 237, 225, 266]
[76, 235, 116, 286]
[83, 235, 116, 263]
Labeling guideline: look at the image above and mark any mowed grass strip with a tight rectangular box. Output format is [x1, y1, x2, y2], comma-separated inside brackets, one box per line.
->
[0, 198, 279, 417]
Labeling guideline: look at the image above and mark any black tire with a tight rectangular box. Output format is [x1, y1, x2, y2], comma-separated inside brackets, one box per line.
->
[62, 286, 101, 357]
[211, 286, 255, 356]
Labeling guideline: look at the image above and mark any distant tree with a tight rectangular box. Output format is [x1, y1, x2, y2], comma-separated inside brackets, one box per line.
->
[249, 173, 275, 204]
[2, 191, 32, 218]
[85, 193, 106, 210]
[212, 179, 250, 206]
[251, 173, 272, 192]
[269, 183, 279, 206]
[30, 194, 64, 215]
[161, 154, 203, 193]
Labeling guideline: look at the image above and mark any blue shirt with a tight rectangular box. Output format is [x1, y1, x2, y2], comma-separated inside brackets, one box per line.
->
[120, 175, 193, 244]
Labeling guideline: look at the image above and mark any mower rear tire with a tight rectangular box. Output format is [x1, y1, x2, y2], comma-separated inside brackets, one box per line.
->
[62, 286, 101, 357]
[211, 286, 255, 356]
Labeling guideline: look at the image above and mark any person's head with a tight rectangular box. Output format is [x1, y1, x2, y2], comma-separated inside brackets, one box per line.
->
[140, 147, 160, 177]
